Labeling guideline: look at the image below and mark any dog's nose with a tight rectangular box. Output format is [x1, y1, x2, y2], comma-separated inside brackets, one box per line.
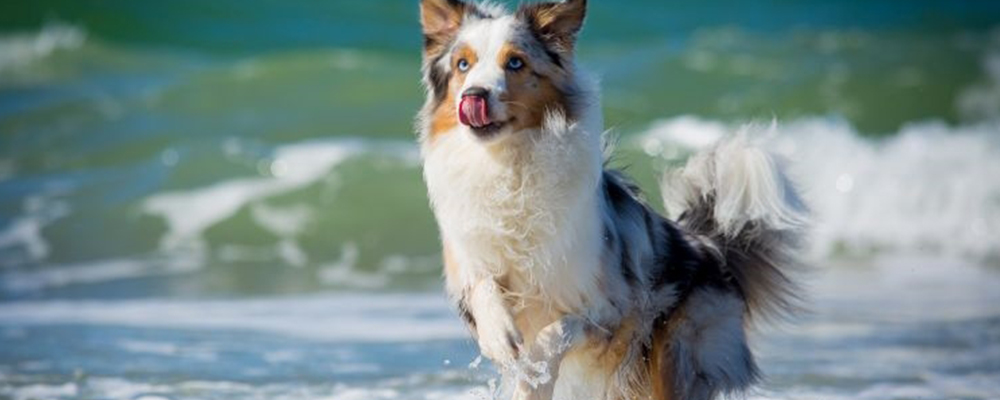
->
[462, 87, 489, 99]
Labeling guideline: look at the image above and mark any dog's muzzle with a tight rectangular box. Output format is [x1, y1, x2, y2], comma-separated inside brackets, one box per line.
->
[459, 87, 492, 129]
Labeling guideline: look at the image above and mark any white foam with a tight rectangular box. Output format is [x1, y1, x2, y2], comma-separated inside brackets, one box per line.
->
[0, 23, 85, 73]
[0, 255, 201, 293]
[0, 293, 464, 343]
[956, 28, 1000, 121]
[277, 239, 310, 267]
[0, 194, 72, 267]
[118, 339, 180, 356]
[638, 115, 1000, 260]
[143, 141, 354, 251]
[251, 203, 313, 267]
[251, 203, 312, 237]
[0, 382, 76, 400]
[60, 379, 486, 400]
[90, 380, 171, 400]
[638, 116, 727, 159]
[0, 217, 50, 265]
[317, 242, 391, 288]
[116, 339, 219, 361]
[143, 139, 416, 252]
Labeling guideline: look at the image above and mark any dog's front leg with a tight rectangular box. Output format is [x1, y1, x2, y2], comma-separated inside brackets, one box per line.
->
[469, 279, 523, 366]
[511, 315, 588, 400]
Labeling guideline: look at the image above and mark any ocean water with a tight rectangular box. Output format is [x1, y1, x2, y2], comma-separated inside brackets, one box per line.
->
[1, 1, 999, 399]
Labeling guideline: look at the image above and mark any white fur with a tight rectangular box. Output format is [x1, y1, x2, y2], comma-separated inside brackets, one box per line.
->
[422, 12, 672, 400]
[421, 30, 619, 394]
[664, 133, 808, 238]
[451, 16, 516, 122]
[422, 100, 609, 315]
[423, 14, 610, 313]
[419, 4, 805, 400]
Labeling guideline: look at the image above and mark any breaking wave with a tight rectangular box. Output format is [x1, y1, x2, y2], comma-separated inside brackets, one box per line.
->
[142, 138, 418, 252]
[0, 23, 85, 73]
[638, 116, 1000, 261]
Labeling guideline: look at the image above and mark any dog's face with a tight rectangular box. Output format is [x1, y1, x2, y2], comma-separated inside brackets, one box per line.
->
[419, 0, 586, 143]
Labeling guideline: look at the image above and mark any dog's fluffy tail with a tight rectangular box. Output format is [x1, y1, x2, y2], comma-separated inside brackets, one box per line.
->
[663, 135, 809, 321]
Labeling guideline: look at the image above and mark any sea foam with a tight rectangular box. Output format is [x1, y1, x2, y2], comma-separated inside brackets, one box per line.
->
[143, 138, 417, 252]
[0, 23, 85, 73]
[0, 293, 464, 342]
[639, 116, 1000, 261]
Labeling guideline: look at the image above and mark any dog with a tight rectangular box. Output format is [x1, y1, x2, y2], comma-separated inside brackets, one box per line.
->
[416, 1, 808, 399]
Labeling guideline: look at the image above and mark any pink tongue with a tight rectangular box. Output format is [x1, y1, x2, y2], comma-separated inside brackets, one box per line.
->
[459, 96, 491, 128]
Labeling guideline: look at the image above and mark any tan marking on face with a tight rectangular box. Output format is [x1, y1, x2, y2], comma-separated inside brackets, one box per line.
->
[420, 0, 468, 59]
[497, 43, 568, 132]
[518, 0, 587, 55]
[429, 45, 480, 141]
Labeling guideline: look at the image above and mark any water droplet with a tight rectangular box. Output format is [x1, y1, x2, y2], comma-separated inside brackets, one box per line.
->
[468, 355, 483, 369]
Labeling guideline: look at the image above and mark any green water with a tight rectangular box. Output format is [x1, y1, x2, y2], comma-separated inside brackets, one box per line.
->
[1, 2, 997, 299]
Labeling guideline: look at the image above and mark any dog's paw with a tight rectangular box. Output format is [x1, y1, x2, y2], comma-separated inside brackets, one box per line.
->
[476, 316, 523, 367]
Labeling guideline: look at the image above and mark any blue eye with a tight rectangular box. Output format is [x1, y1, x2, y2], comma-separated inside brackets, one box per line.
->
[457, 58, 470, 72]
[506, 57, 524, 71]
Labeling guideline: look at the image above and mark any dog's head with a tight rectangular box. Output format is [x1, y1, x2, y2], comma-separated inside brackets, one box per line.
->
[419, 0, 586, 143]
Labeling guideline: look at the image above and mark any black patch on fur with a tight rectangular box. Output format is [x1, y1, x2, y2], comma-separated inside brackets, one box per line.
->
[603, 171, 637, 210]
[601, 170, 733, 305]
[506, 332, 521, 355]
[642, 206, 657, 238]
[602, 174, 641, 286]
[457, 295, 477, 331]
[651, 219, 737, 329]
[651, 221, 697, 291]
[516, 10, 565, 69]
[427, 54, 452, 106]
[619, 238, 639, 287]
[603, 222, 638, 287]
[661, 221, 730, 289]
[672, 195, 743, 294]
[542, 46, 564, 69]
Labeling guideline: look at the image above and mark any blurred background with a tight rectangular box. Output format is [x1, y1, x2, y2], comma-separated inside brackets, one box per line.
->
[1, 1, 998, 399]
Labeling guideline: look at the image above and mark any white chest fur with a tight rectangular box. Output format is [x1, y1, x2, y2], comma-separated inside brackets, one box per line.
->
[421, 121, 605, 315]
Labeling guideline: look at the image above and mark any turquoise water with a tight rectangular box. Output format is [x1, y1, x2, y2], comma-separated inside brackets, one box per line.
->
[1, 1, 1000, 399]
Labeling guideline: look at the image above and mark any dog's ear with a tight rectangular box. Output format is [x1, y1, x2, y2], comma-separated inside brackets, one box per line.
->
[518, 0, 587, 54]
[420, 0, 468, 56]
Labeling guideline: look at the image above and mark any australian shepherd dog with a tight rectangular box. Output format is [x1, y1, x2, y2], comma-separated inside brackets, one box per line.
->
[416, 1, 808, 399]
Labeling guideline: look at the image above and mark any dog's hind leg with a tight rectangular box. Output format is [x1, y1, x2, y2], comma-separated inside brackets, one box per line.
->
[511, 315, 589, 400]
[650, 289, 759, 400]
